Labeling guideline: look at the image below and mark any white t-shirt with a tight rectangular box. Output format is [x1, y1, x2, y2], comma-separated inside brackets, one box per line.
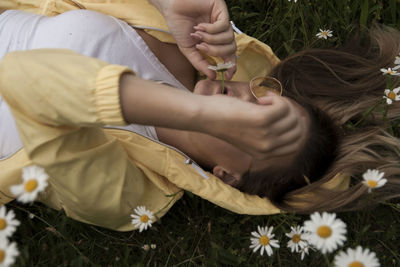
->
[0, 10, 188, 159]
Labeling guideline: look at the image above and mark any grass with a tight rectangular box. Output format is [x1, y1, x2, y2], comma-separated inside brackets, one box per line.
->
[6, 0, 400, 266]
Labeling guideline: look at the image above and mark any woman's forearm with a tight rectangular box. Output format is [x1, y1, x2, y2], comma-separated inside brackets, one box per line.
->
[119, 73, 203, 131]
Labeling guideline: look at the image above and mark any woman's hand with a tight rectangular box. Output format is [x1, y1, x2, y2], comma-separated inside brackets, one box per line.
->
[197, 92, 308, 160]
[149, 0, 236, 80]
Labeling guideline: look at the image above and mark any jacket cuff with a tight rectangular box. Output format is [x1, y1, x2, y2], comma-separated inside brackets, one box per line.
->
[95, 64, 134, 125]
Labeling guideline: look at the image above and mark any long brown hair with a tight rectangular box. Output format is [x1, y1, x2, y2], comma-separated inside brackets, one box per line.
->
[270, 24, 400, 213]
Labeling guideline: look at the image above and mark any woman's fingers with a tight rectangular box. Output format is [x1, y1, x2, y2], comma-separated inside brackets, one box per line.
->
[191, 30, 234, 45]
[195, 19, 231, 35]
[196, 42, 236, 58]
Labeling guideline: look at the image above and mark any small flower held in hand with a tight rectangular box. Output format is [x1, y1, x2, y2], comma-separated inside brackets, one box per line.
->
[286, 226, 308, 253]
[0, 206, 20, 239]
[303, 212, 347, 254]
[334, 246, 380, 267]
[249, 225, 280, 256]
[362, 169, 387, 193]
[10, 165, 49, 204]
[316, 29, 333, 39]
[383, 87, 400, 105]
[130, 206, 154, 232]
[0, 237, 19, 267]
[207, 62, 235, 94]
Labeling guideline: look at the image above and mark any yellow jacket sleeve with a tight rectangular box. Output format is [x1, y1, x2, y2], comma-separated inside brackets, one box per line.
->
[0, 49, 169, 231]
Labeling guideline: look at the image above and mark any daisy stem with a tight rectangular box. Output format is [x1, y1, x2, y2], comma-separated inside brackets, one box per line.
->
[221, 71, 225, 94]
[353, 100, 381, 127]
[323, 254, 332, 267]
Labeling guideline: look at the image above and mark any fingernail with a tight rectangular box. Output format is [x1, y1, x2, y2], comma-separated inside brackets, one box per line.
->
[194, 25, 205, 31]
[190, 33, 203, 40]
[196, 44, 208, 52]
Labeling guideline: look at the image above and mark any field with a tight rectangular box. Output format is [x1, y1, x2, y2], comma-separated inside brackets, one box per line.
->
[6, 0, 400, 266]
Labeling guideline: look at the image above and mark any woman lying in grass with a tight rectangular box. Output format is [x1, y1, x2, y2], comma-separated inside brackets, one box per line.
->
[0, 0, 398, 231]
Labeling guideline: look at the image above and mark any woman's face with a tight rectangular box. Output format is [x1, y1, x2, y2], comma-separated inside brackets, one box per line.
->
[189, 79, 309, 184]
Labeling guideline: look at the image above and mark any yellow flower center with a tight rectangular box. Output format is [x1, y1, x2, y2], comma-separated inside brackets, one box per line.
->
[321, 32, 327, 36]
[24, 179, 38, 192]
[0, 218, 7, 230]
[388, 91, 396, 100]
[259, 235, 270, 246]
[388, 70, 395, 75]
[292, 234, 301, 243]
[367, 180, 377, 188]
[0, 250, 4, 263]
[140, 215, 149, 223]
[348, 261, 364, 267]
[317, 225, 332, 238]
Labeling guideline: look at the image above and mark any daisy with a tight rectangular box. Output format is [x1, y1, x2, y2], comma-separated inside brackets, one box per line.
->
[286, 226, 308, 253]
[130, 206, 154, 232]
[142, 244, 150, 251]
[249, 225, 280, 256]
[0, 238, 19, 267]
[288, 0, 298, 2]
[150, 244, 156, 249]
[362, 169, 387, 193]
[207, 62, 235, 72]
[334, 246, 380, 267]
[0, 206, 20, 239]
[303, 212, 347, 254]
[10, 165, 49, 204]
[383, 87, 400, 105]
[316, 29, 333, 40]
[380, 67, 400, 76]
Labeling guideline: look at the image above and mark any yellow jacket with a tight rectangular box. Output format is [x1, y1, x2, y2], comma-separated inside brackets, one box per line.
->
[0, 0, 349, 231]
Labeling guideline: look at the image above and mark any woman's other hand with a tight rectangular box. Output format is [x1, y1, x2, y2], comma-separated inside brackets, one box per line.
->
[195, 85, 308, 160]
[149, 0, 236, 80]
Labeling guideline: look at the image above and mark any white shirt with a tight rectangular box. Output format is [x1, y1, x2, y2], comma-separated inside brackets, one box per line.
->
[0, 9, 188, 159]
